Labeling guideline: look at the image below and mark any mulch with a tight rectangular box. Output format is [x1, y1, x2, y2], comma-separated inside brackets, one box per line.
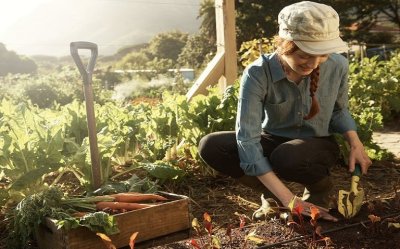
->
[151, 159, 400, 249]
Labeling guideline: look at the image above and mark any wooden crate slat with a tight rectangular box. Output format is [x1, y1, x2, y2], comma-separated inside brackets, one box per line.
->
[36, 193, 190, 249]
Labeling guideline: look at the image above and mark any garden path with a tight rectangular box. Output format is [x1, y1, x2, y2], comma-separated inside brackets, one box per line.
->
[373, 131, 400, 159]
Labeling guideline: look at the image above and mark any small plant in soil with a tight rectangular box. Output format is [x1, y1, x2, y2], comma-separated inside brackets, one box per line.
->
[188, 212, 266, 249]
[287, 198, 332, 248]
[308, 206, 333, 248]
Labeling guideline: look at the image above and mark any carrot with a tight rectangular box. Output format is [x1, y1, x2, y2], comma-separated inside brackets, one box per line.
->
[96, 202, 155, 211]
[72, 212, 89, 218]
[109, 193, 168, 203]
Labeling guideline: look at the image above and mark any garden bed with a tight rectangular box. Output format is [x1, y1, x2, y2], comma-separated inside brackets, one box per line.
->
[151, 197, 400, 248]
[146, 160, 400, 249]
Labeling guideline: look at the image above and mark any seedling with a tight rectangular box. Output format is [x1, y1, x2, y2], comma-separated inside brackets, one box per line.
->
[189, 212, 221, 249]
[287, 197, 306, 234]
[96, 231, 138, 249]
[287, 197, 332, 248]
[252, 194, 282, 220]
[308, 206, 332, 248]
[190, 212, 265, 249]
[367, 214, 382, 235]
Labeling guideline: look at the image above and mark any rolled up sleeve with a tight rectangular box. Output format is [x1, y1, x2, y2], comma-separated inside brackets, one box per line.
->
[236, 64, 273, 176]
[329, 60, 357, 134]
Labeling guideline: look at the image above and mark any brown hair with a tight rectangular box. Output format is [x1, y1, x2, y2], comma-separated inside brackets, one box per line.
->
[273, 36, 320, 120]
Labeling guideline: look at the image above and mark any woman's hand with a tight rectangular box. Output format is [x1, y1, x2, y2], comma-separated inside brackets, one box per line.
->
[343, 131, 372, 174]
[348, 141, 372, 174]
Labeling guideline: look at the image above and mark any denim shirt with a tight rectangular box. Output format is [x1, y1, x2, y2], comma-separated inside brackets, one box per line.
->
[236, 52, 357, 176]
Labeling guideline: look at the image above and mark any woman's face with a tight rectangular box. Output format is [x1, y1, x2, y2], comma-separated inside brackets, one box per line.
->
[282, 50, 329, 76]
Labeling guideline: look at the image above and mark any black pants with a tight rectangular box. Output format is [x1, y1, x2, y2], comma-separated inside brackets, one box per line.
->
[198, 131, 340, 186]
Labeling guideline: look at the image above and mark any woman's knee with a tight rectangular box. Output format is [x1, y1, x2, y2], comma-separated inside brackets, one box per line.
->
[197, 131, 241, 176]
[269, 139, 338, 183]
[269, 143, 297, 174]
[198, 133, 214, 161]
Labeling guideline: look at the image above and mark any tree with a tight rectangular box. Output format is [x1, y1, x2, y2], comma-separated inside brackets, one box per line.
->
[328, 0, 400, 43]
[235, 0, 291, 46]
[148, 30, 188, 62]
[211, 0, 400, 47]
[198, 0, 217, 45]
[0, 43, 37, 76]
[116, 51, 150, 69]
[330, 0, 400, 29]
[178, 33, 216, 69]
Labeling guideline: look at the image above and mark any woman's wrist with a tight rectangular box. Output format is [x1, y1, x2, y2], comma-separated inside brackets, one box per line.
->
[343, 130, 362, 148]
[282, 195, 297, 208]
[256, 172, 294, 207]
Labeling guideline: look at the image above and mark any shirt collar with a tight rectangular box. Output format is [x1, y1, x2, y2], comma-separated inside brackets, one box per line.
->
[269, 52, 286, 83]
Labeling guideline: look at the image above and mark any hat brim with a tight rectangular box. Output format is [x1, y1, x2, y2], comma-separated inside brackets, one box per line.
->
[294, 38, 348, 55]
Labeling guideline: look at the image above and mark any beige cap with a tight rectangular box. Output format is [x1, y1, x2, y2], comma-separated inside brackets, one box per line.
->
[278, 1, 348, 55]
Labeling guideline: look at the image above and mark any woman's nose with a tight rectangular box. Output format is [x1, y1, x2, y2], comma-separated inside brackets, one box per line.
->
[306, 57, 320, 69]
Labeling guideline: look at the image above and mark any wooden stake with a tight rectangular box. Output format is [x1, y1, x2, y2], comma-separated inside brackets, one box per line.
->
[186, 0, 237, 101]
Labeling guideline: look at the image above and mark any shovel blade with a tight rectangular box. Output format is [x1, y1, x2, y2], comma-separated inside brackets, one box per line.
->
[351, 189, 365, 216]
[338, 164, 364, 218]
[338, 190, 351, 218]
[338, 188, 365, 218]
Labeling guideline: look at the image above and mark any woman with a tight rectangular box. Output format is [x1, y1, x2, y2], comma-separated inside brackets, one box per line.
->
[198, 1, 372, 221]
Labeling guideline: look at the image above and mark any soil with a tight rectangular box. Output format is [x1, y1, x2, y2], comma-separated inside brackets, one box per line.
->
[148, 160, 400, 249]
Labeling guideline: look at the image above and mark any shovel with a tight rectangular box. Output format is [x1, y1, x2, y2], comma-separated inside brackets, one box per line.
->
[338, 164, 364, 218]
[70, 41, 102, 190]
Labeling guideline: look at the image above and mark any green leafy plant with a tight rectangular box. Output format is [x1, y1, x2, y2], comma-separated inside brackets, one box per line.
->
[346, 51, 400, 160]
[239, 38, 275, 67]
[0, 99, 68, 204]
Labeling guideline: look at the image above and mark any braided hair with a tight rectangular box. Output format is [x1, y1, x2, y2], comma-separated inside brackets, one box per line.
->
[273, 36, 320, 120]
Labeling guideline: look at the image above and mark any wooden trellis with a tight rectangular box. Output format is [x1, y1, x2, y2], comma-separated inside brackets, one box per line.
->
[186, 0, 238, 100]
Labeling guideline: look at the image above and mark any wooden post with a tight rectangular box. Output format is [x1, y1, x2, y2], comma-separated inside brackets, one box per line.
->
[186, 0, 237, 101]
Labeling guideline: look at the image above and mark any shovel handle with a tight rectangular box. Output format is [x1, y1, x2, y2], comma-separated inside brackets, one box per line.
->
[70, 41, 98, 84]
[350, 164, 362, 193]
[352, 164, 362, 177]
[70, 41, 102, 190]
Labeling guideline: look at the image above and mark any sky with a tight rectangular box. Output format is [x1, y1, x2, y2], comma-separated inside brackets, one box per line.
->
[0, 0, 201, 56]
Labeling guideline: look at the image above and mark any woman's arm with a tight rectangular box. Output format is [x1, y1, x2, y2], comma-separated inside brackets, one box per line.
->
[236, 59, 273, 175]
[327, 55, 372, 173]
[343, 130, 372, 174]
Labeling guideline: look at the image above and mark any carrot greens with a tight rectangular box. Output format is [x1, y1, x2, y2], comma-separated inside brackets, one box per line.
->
[6, 186, 117, 249]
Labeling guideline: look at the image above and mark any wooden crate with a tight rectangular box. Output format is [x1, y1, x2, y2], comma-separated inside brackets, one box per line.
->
[35, 192, 190, 249]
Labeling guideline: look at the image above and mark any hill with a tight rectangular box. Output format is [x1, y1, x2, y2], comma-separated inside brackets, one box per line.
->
[0, 0, 200, 56]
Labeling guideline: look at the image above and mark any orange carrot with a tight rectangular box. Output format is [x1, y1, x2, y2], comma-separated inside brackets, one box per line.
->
[96, 202, 155, 211]
[72, 212, 88, 218]
[109, 193, 168, 203]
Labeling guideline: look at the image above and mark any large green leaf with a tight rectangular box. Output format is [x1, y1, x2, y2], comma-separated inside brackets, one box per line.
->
[141, 162, 185, 183]
[9, 164, 60, 191]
